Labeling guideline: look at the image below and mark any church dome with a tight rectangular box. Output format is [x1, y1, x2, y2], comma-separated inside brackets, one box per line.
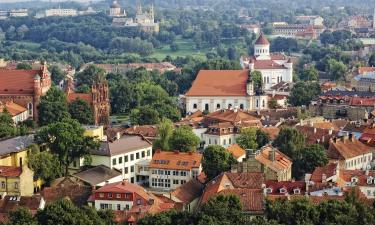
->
[255, 33, 270, 45]
[111, 0, 121, 8]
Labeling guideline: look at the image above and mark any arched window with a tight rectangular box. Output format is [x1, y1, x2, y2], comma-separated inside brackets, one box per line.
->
[223, 139, 226, 145]
[205, 104, 209, 111]
[228, 104, 232, 109]
[193, 104, 197, 109]
[267, 77, 270, 84]
[27, 103, 33, 116]
[262, 100, 265, 107]
[240, 104, 244, 110]
[216, 103, 221, 109]
[256, 99, 259, 108]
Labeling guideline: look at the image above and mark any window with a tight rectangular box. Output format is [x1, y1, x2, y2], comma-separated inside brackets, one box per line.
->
[112, 158, 117, 166]
[240, 104, 244, 110]
[193, 104, 197, 109]
[136, 153, 140, 159]
[125, 155, 128, 162]
[262, 100, 265, 108]
[137, 199, 141, 205]
[131, 177, 134, 183]
[117, 204, 121, 210]
[119, 157, 123, 164]
[1, 182, 4, 189]
[108, 193, 113, 198]
[130, 154, 134, 161]
[256, 99, 259, 108]
[142, 151, 145, 158]
[267, 77, 269, 84]
[216, 103, 221, 109]
[209, 139, 211, 144]
[27, 103, 33, 116]
[173, 180, 179, 184]
[181, 180, 186, 185]
[279, 188, 286, 194]
[228, 104, 232, 109]
[14, 182, 18, 189]
[166, 170, 171, 175]
[205, 104, 209, 111]
[147, 150, 151, 156]
[131, 166, 134, 173]
[99, 193, 104, 198]
[293, 189, 300, 194]
[223, 139, 226, 145]
[116, 194, 121, 198]
[214, 139, 217, 145]
[125, 204, 130, 210]
[229, 138, 232, 144]
[173, 170, 178, 176]
[266, 188, 272, 194]
[125, 167, 128, 174]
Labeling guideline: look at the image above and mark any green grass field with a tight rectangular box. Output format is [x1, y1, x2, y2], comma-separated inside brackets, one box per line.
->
[150, 38, 208, 60]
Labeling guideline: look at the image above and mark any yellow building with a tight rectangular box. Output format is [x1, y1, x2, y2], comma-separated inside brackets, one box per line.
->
[0, 135, 34, 167]
[84, 125, 104, 141]
[0, 164, 34, 197]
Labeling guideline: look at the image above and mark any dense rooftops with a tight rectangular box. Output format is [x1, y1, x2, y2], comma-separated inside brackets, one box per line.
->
[149, 150, 202, 170]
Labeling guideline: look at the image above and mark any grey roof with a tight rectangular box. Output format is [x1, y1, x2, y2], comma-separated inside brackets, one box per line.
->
[72, 165, 122, 186]
[91, 134, 152, 156]
[0, 135, 34, 156]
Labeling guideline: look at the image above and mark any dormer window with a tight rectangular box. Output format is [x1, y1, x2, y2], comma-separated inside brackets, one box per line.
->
[279, 188, 287, 194]
[367, 177, 373, 185]
[351, 177, 358, 184]
[266, 188, 272, 194]
[293, 188, 300, 194]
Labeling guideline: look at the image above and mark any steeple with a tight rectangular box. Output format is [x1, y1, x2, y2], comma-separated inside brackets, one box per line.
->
[254, 32, 270, 59]
[150, 3, 154, 22]
[136, 0, 143, 15]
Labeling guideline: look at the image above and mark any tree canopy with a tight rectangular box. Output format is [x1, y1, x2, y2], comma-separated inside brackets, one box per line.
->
[68, 98, 94, 125]
[202, 145, 237, 180]
[169, 126, 200, 152]
[38, 87, 70, 126]
[236, 128, 258, 150]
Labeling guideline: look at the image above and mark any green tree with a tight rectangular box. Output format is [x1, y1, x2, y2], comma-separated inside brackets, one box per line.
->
[169, 126, 200, 152]
[300, 65, 319, 81]
[75, 65, 105, 87]
[49, 65, 66, 85]
[369, 53, 375, 67]
[34, 118, 98, 176]
[153, 119, 173, 150]
[16, 62, 32, 70]
[268, 98, 278, 109]
[27, 151, 64, 185]
[288, 82, 321, 106]
[6, 207, 37, 225]
[202, 145, 237, 180]
[327, 58, 348, 81]
[236, 127, 258, 150]
[68, 98, 94, 125]
[293, 144, 328, 179]
[138, 210, 194, 225]
[251, 70, 263, 91]
[256, 129, 270, 148]
[198, 194, 243, 225]
[0, 109, 16, 138]
[38, 87, 70, 126]
[272, 127, 305, 159]
[130, 106, 160, 125]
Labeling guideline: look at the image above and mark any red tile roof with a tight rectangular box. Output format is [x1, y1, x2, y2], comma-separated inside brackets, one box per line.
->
[149, 150, 202, 170]
[338, 170, 375, 187]
[185, 70, 249, 97]
[67, 93, 92, 104]
[350, 97, 375, 107]
[358, 67, 375, 74]
[261, 127, 280, 140]
[255, 33, 270, 45]
[227, 144, 246, 160]
[265, 180, 306, 195]
[255, 145, 292, 172]
[0, 101, 27, 116]
[327, 137, 373, 160]
[0, 69, 41, 94]
[310, 163, 338, 183]
[254, 60, 287, 70]
[171, 179, 204, 204]
[94, 180, 150, 200]
[0, 166, 22, 177]
[205, 109, 260, 124]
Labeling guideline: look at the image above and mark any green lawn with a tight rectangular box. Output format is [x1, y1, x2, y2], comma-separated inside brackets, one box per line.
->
[151, 38, 208, 60]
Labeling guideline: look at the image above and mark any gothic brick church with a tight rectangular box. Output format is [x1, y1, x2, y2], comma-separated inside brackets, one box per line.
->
[0, 62, 51, 122]
[66, 79, 110, 126]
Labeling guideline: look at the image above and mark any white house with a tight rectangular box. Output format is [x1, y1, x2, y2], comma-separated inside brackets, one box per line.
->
[240, 33, 293, 90]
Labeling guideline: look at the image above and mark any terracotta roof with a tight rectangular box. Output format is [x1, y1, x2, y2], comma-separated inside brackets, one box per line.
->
[95, 180, 150, 199]
[255, 33, 270, 45]
[205, 109, 261, 124]
[199, 172, 264, 212]
[227, 144, 246, 160]
[261, 127, 280, 140]
[255, 145, 292, 172]
[254, 60, 287, 70]
[358, 67, 375, 75]
[0, 101, 27, 116]
[67, 93, 92, 104]
[149, 150, 202, 170]
[295, 125, 338, 147]
[124, 125, 158, 138]
[0, 196, 42, 214]
[350, 97, 375, 107]
[338, 170, 375, 187]
[185, 70, 249, 97]
[310, 163, 338, 183]
[171, 179, 204, 204]
[327, 137, 374, 160]
[0, 69, 42, 94]
[265, 180, 306, 195]
[0, 166, 22, 177]
[308, 195, 345, 205]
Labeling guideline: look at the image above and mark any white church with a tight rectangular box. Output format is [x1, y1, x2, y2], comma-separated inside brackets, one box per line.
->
[184, 34, 292, 114]
[240, 33, 293, 90]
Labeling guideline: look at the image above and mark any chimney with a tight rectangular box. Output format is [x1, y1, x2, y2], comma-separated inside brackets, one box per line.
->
[116, 132, 121, 140]
[314, 127, 317, 134]
[322, 173, 327, 183]
[269, 148, 276, 162]
[245, 149, 255, 159]
[122, 179, 128, 185]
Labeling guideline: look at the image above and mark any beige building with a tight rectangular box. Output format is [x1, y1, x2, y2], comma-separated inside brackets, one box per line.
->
[0, 101, 29, 124]
[149, 150, 202, 191]
[0, 164, 34, 197]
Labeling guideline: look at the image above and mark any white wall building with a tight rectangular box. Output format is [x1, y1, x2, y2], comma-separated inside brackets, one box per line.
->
[45, 8, 77, 17]
[240, 33, 293, 90]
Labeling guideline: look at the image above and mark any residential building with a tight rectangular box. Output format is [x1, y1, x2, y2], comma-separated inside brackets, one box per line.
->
[149, 150, 203, 191]
[295, 125, 338, 148]
[0, 62, 51, 123]
[353, 68, 375, 91]
[0, 196, 45, 222]
[0, 101, 29, 124]
[9, 9, 28, 17]
[272, 24, 325, 39]
[240, 34, 294, 90]
[337, 169, 375, 199]
[0, 164, 34, 197]
[295, 15, 324, 26]
[227, 144, 246, 162]
[72, 165, 123, 187]
[45, 8, 78, 17]
[88, 180, 175, 223]
[231, 145, 292, 181]
[203, 109, 262, 148]
[240, 24, 260, 35]
[265, 180, 306, 196]
[66, 78, 110, 126]
[89, 134, 153, 184]
[0, 135, 34, 167]
[84, 125, 106, 141]
[199, 172, 265, 215]
[124, 125, 159, 142]
[168, 179, 204, 212]
[327, 135, 373, 170]
[310, 163, 339, 185]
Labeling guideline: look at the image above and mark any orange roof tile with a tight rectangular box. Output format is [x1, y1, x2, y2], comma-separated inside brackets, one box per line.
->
[205, 109, 260, 124]
[0, 101, 27, 116]
[255, 145, 292, 172]
[149, 150, 202, 170]
[67, 93, 92, 104]
[255, 33, 270, 45]
[0, 166, 22, 177]
[227, 144, 246, 160]
[0, 69, 42, 94]
[327, 137, 374, 160]
[338, 170, 375, 187]
[310, 163, 338, 183]
[261, 127, 280, 140]
[185, 70, 249, 96]
[171, 179, 204, 204]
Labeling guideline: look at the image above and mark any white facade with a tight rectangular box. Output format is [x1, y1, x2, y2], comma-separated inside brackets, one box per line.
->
[149, 166, 202, 191]
[95, 199, 133, 211]
[12, 111, 29, 124]
[204, 133, 236, 148]
[343, 153, 373, 170]
[91, 146, 152, 184]
[45, 8, 77, 17]
[9, 9, 28, 17]
[185, 95, 268, 114]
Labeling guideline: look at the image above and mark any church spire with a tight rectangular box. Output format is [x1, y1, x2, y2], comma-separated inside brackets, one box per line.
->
[136, 0, 142, 15]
